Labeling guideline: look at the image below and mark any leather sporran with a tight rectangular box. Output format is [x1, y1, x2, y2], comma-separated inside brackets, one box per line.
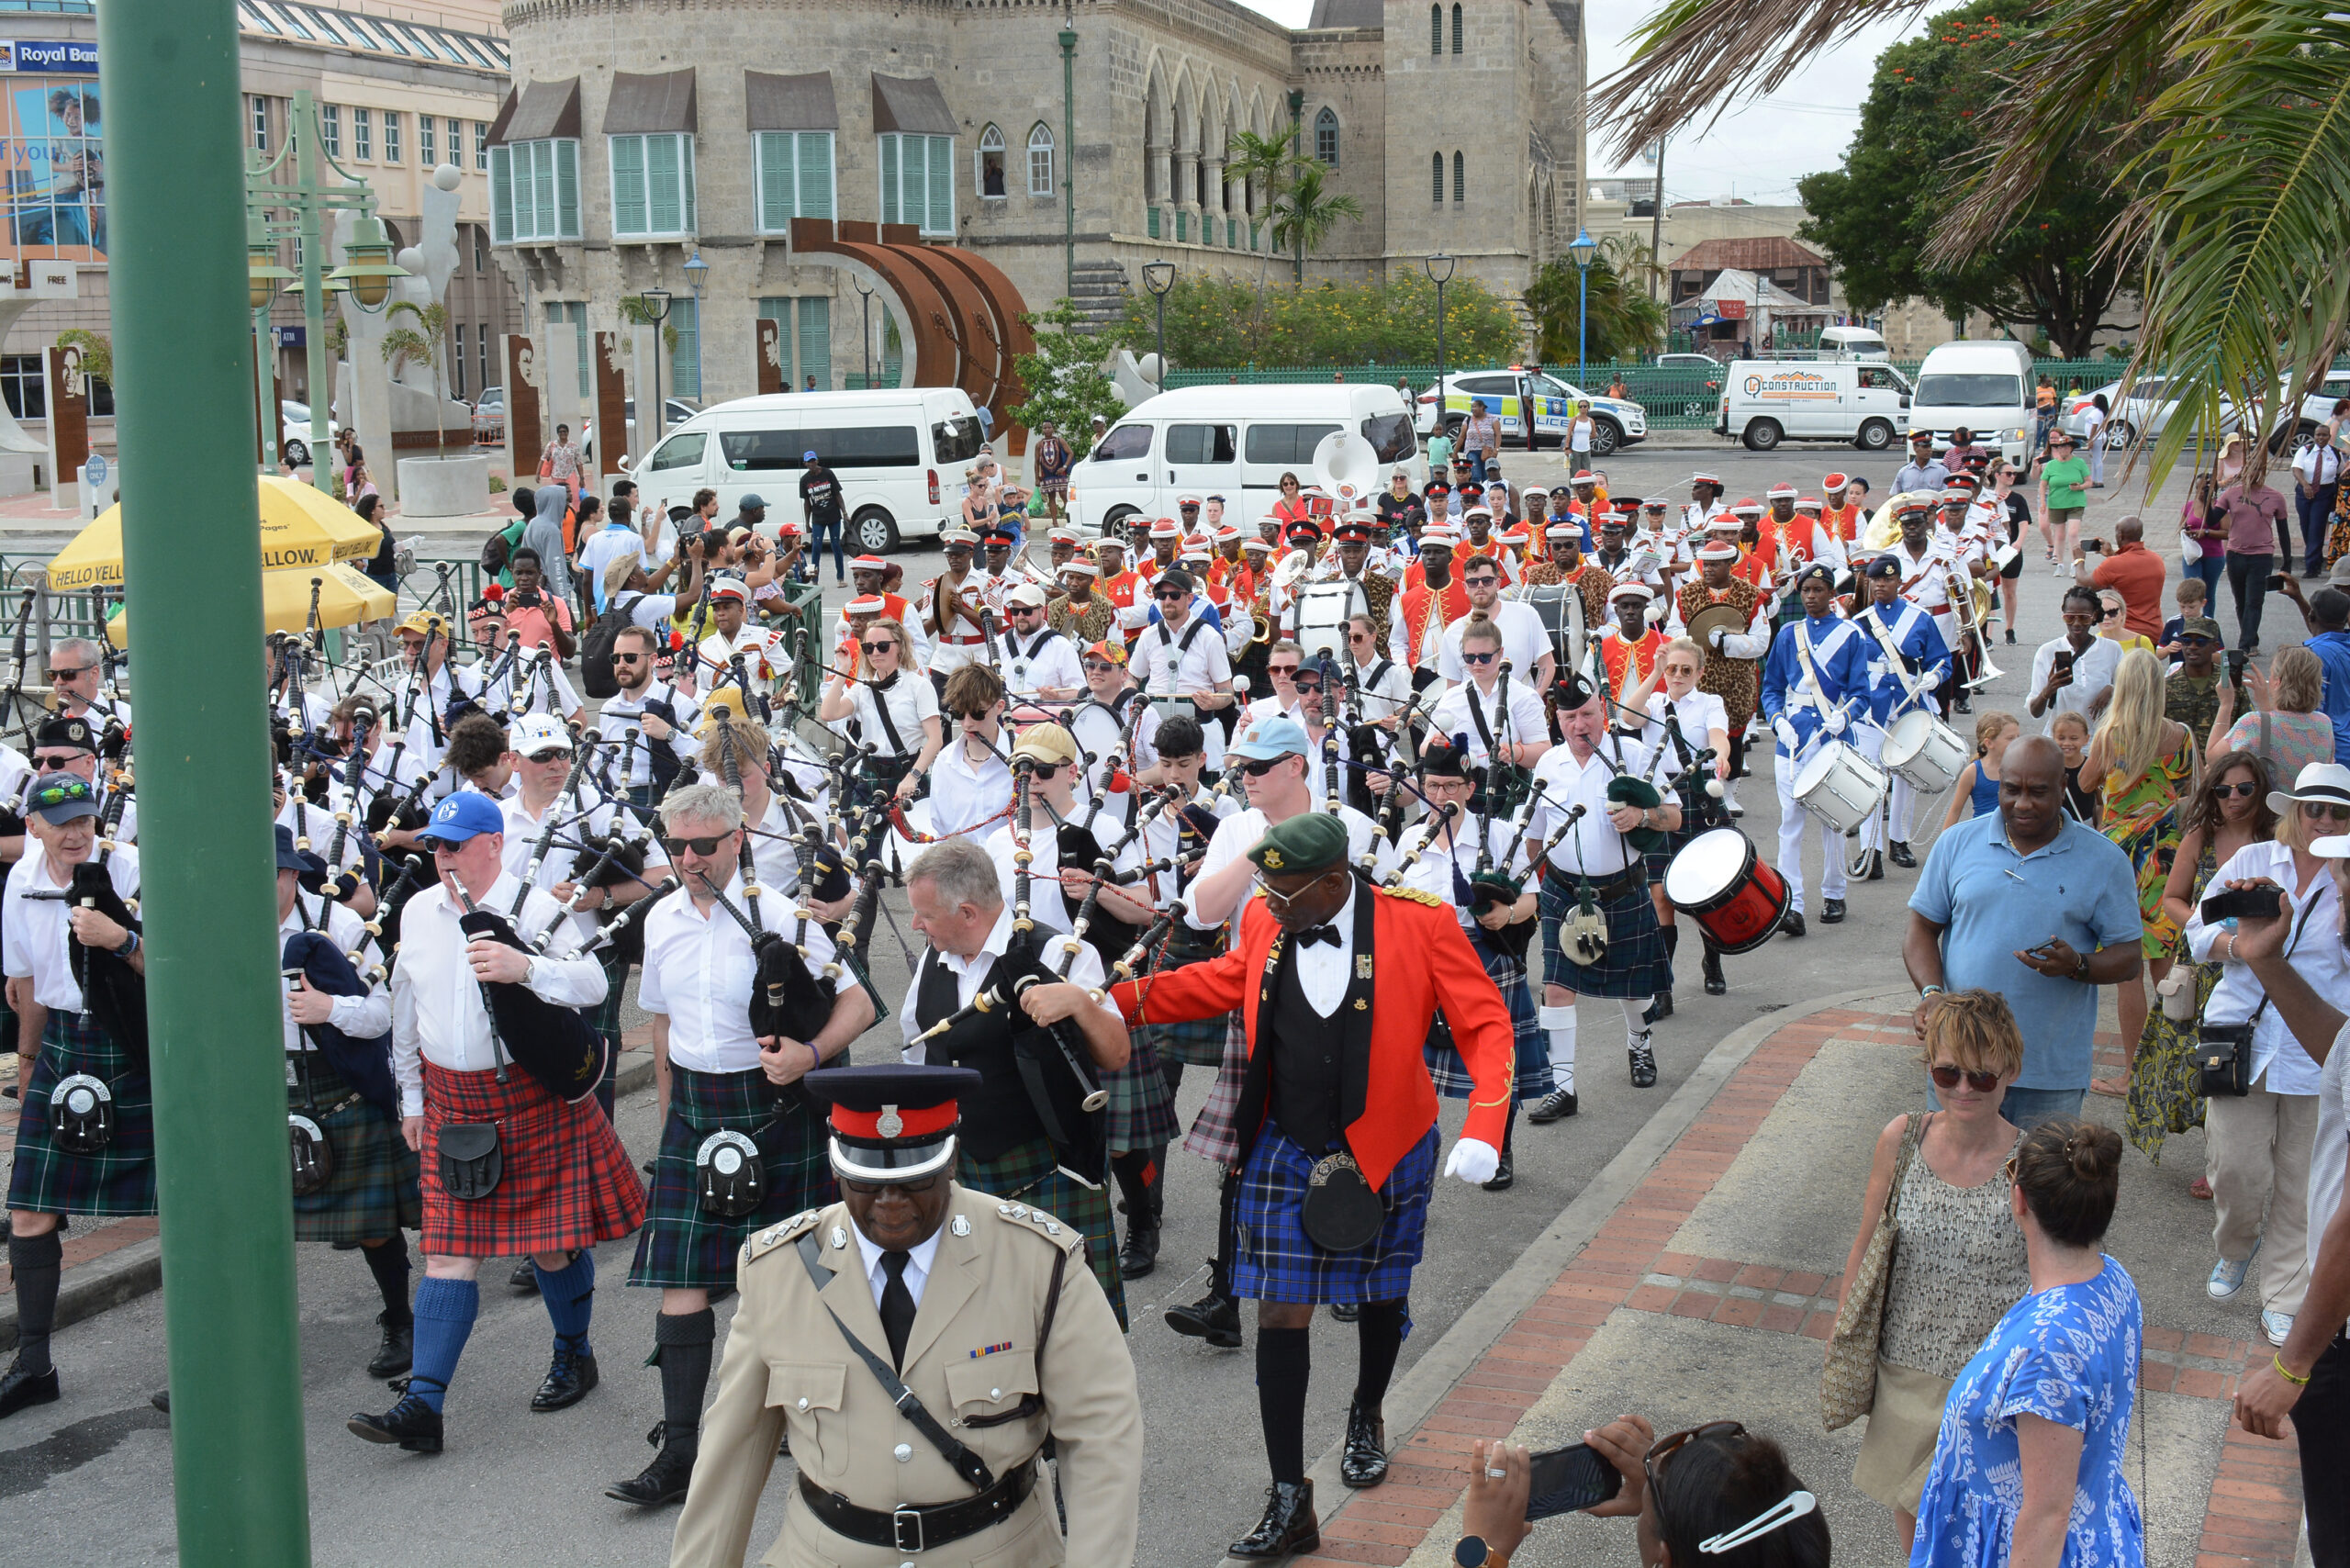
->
[696, 1128, 767, 1219]
[1821, 1112, 1923, 1431]
[1301, 1151, 1386, 1252]
[287, 1113, 334, 1196]
[435, 1122, 502, 1201]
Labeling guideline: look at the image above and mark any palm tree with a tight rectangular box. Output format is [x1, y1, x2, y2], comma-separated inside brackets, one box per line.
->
[1270, 162, 1364, 284]
[381, 299, 451, 461]
[1225, 123, 1297, 299]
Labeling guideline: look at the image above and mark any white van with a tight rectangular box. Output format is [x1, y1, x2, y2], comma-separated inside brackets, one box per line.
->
[628, 387, 987, 552]
[1909, 341, 2036, 465]
[1715, 360, 1911, 452]
[1817, 325, 1889, 360]
[1072, 385, 1424, 532]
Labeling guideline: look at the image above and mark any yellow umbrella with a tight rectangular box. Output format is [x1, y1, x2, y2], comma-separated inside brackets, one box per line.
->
[106, 562, 395, 648]
[50, 475, 384, 592]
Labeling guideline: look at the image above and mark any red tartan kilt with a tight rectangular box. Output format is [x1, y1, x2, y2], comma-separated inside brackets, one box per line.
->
[420, 1060, 646, 1258]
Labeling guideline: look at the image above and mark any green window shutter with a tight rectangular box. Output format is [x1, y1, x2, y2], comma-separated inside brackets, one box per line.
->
[679, 136, 697, 232]
[489, 143, 512, 243]
[880, 135, 901, 227]
[757, 132, 792, 230]
[926, 135, 952, 233]
[611, 134, 646, 235]
[798, 297, 830, 390]
[646, 135, 681, 234]
[532, 141, 556, 240]
[554, 139, 579, 239]
[799, 131, 834, 219]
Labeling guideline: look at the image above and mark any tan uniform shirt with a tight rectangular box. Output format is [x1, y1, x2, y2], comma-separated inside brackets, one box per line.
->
[670, 1186, 1143, 1567]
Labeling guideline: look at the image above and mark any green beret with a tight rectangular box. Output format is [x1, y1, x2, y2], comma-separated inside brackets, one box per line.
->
[1606, 776, 1663, 811]
[1248, 812, 1348, 877]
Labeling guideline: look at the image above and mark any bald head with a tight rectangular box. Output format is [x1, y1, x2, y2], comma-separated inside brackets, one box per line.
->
[2001, 735, 2067, 847]
[2007, 734, 2064, 785]
[2115, 515, 2143, 545]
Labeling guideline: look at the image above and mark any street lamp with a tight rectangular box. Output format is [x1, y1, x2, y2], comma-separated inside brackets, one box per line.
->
[1425, 252, 1455, 423]
[326, 213, 405, 310]
[1142, 259, 1175, 391]
[247, 214, 295, 471]
[682, 251, 711, 398]
[1568, 228, 1599, 389]
[642, 286, 673, 456]
[855, 277, 876, 388]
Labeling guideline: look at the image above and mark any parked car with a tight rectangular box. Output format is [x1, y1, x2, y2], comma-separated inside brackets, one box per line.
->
[2057, 377, 2196, 450]
[279, 400, 339, 467]
[1414, 368, 1647, 455]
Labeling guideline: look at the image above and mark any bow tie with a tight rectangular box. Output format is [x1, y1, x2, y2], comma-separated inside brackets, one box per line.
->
[1294, 924, 1342, 949]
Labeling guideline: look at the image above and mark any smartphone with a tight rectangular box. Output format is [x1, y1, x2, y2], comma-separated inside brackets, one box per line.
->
[2201, 884, 2285, 924]
[1525, 1441, 1623, 1520]
[2052, 649, 2076, 674]
[2223, 649, 2250, 686]
[2270, 572, 2289, 592]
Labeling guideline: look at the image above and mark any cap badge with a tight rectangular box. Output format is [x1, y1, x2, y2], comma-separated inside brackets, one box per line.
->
[950, 1215, 972, 1237]
[876, 1105, 904, 1138]
[1261, 849, 1284, 869]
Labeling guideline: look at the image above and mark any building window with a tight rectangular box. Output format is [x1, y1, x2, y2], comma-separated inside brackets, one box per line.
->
[475, 121, 489, 171]
[755, 131, 836, 231]
[453, 324, 467, 397]
[352, 107, 371, 162]
[1451, 3, 1462, 52]
[475, 228, 488, 272]
[978, 124, 1006, 199]
[383, 111, 402, 164]
[1315, 108, 1339, 169]
[490, 138, 582, 243]
[1431, 151, 1443, 205]
[420, 116, 436, 168]
[251, 95, 269, 151]
[878, 132, 955, 237]
[609, 133, 698, 240]
[1430, 3, 1441, 54]
[799, 297, 831, 389]
[0, 355, 46, 421]
[320, 104, 341, 158]
[1453, 150, 1465, 204]
[477, 323, 491, 397]
[668, 297, 699, 398]
[1028, 124, 1055, 197]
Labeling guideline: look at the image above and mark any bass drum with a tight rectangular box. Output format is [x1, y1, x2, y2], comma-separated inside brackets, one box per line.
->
[1662, 828, 1790, 956]
[1067, 697, 1136, 828]
[1512, 582, 1587, 686]
[1293, 581, 1364, 666]
[1792, 740, 1889, 835]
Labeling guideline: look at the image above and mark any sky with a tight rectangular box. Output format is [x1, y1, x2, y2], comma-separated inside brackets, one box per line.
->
[1234, 0, 1924, 205]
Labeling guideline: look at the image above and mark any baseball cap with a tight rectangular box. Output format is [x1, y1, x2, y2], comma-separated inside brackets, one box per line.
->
[738, 494, 767, 510]
[2179, 616, 2224, 642]
[801, 450, 820, 463]
[1012, 722, 1079, 767]
[512, 712, 572, 758]
[1226, 715, 1310, 762]
[1006, 583, 1048, 610]
[422, 790, 505, 846]
[27, 772, 98, 825]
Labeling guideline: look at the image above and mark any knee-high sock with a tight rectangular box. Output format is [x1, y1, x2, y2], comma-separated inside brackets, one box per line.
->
[534, 1249, 597, 1354]
[407, 1276, 479, 1413]
[6, 1230, 62, 1376]
[1661, 924, 1679, 982]
[1257, 1326, 1312, 1484]
[1539, 1003, 1576, 1090]
[361, 1233, 412, 1326]
[1210, 1165, 1239, 1301]
[1620, 997, 1649, 1045]
[654, 1307, 717, 1453]
[1352, 1299, 1410, 1413]
[1500, 1100, 1516, 1159]
[1110, 1148, 1160, 1228]
[1158, 1050, 1184, 1101]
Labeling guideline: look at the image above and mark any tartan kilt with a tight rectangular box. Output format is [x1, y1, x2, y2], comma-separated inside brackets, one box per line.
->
[1641, 821, 1702, 883]
[1539, 874, 1672, 998]
[1425, 943, 1552, 1103]
[1103, 1031, 1180, 1155]
[1147, 1013, 1235, 1070]
[591, 951, 629, 1047]
[629, 1065, 834, 1290]
[1178, 1013, 1250, 1168]
[1233, 1122, 1438, 1305]
[288, 1051, 421, 1245]
[958, 1137, 1126, 1331]
[418, 1059, 646, 1258]
[8, 1013, 156, 1217]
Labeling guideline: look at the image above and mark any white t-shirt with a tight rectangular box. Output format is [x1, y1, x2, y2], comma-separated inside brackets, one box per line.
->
[577, 525, 645, 612]
[2028, 634, 2123, 725]
[1636, 689, 1731, 787]
[1437, 600, 1553, 686]
[848, 672, 940, 760]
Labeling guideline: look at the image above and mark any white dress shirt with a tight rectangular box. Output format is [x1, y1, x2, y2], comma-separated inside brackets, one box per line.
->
[848, 672, 940, 759]
[483, 650, 583, 722]
[1392, 815, 1529, 932]
[639, 868, 848, 1075]
[499, 788, 666, 944]
[930, 736, 1015, 839]
[278, 793, 373, 888]
[4, 846, 140, 1012]
[853, 1221, 944, 1309]
[596, 680, 701, 790]
[1635, 689, 1730, 787]
[2028, 634, 2123, 725]
[1130, 615, 1231, 771]
[1290, 881, 1359, 1017]
[278, 892, 390, 1055]
[1436, 599, 1552, 686]
[1183, 804, 1395, 930]
[894, 904, 1121, 1055]
[998, 627, 1085, 700]
[1429, 678, 1548, 768]
[1528, 735, 1653, 878]
[981, 816, 1139, 935]
[2184, 841, 2349, 1097]
[388, 871, 609, 1115]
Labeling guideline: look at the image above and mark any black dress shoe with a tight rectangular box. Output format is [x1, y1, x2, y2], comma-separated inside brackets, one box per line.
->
[151, 1389, 170, 1415]
[1340, 1400, 1389, 1487]
[1821, 899, 1846, 924]
[367, 1312, 415, 1381]
[1229, 1479, 1320, 1559]
[1118, 1225, 1159, 1280]
[1628, 1034, 1659, 1089]
[1643, 988, 1674, 1023]
[1165, 1288, 1244, 1349]
[1481, 1150, 1515, 1192]
[1955, 695, 1974, 714]
[531, 1346, 599, 1412]
[509, 1258, 542, 1294]
[1702, 946, 1727, 995]
[1780, 909, 1807, 938]
[0, 1359, 59, 1419]
[347, 1394, 443, 1452]
[606, 1420, 697, 1507]
[1889, 840, 1917, 868]
[1329, 1302, 1360, 1323]
[1528, 1085, 1578, 1122]
[1865, 849, 1886, 882]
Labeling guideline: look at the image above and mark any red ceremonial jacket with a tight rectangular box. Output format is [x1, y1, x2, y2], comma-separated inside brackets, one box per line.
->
[1393, 577, 1473, 666]
[1108, 885, 1513, 1188]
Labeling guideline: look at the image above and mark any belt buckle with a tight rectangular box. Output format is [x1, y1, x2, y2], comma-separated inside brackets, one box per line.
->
[891, 1506, 925, 1553]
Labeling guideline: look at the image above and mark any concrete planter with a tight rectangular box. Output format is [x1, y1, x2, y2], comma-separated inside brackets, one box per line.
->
[396, 453, 492, 519]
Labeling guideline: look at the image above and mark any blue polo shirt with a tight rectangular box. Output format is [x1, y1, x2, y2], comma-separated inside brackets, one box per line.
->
[2304, 628, 2350, 764]
[1908, 812, 2142, 1091]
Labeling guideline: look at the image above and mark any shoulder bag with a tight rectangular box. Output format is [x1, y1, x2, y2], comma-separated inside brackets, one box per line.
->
[2199, 891, 2319, 1096]
[1820, 1111, 1926, 1431]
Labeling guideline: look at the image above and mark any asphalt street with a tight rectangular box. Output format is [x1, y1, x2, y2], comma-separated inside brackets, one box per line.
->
[0, 438, 2235, 1565]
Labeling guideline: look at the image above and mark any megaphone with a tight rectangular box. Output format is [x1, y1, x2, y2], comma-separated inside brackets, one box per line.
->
[1311, 430, 1381, 510]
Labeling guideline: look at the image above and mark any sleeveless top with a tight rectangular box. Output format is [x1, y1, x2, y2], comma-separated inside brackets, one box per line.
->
[1969, 763, 2001, 818]
[1878, 1124, 2031, 1381]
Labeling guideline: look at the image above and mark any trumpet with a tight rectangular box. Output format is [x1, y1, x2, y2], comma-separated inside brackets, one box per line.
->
[1942, 548, 2003, 691]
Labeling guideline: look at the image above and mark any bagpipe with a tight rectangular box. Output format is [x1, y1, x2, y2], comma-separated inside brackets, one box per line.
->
[446, 873, 609, 1106]
[21, 770, 146, 1069]
[1001, 757, 1110, 1187]
[281, 922, 397, 1193]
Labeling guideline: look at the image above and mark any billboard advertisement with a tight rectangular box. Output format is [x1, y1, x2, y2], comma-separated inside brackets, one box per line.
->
[3, 68, 102, 262]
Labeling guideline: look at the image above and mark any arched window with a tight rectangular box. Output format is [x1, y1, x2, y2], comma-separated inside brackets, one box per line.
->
[1430, 3, 1442, 55]
[1432, 151, 1444, 205]
[978, 123, 1006, 199]
[1451, 3, 1463, 53]
[1314, 107, 1339, 169]
[1027, 123, 1055, 197]
[1453, 150, 1465, 204]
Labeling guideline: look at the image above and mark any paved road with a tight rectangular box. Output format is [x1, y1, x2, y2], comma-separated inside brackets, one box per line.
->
[0, 443, 2233, 1564]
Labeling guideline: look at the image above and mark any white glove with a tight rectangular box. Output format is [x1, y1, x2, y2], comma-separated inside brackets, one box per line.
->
[1707, 626, 1728, 651]
[1443, 1137, 1501, 1186]
[1774, 717, 1801, 752]
[1824, 706, 1848, 736]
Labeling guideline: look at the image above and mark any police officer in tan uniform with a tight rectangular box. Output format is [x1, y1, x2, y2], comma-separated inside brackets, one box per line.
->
[669, 1063, 1143, 1568]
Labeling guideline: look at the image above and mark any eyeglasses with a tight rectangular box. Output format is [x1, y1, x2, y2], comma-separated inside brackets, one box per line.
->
[2301, 801, 2350, 821]
[1082, 659, 1121, 673]
[1024, 763, 1063, 781]
[1154, 590, 1188, 602]
[1237, 756, 1290, 778]
[46, 666, 90, 679]
[839, 1170, 944, 1195]
[2216, 780, 2261, 799]
[662, 833, 736, 857]
[610, 652, 643, 665]
[1253, 868, 1345, 913]
[1461, 650, 1497, 665]
[862, 641, 898, 655]
[1930, 1063, 2003, 1093]
[32, 752, 86, 768]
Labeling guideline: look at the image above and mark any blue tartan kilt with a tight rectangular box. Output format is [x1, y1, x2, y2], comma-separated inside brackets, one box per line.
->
[1539, 873, 1672, 998]
[1103, 1031, 1180, 1155]
[628, 1065, 835, 1290]
[1424, 940, 1552, 1102]
[8, 1013, 156, 1218]
[1233, 1122, 1438, 1305]
[959, 1137, 1126, 1331]
[288, 1051, 421, 1245]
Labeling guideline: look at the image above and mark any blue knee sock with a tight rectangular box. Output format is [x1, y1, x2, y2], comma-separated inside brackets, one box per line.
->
[533, 1249, 596, 1355]
[407, 1277, 479, 1413]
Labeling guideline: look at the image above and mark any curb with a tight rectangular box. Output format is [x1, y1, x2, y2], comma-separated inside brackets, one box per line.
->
[0, 1048, 660, 1352]
[1214, 985, 1909, 1568]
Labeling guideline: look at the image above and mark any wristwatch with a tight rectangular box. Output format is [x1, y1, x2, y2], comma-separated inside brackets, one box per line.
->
[2072, 951, 2092, 982]
[1455, 1538, 1505, 1567]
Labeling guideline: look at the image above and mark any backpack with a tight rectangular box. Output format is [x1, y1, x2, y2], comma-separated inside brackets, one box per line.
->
[479, 527, 511, 578]
[579, 592, 643, 700]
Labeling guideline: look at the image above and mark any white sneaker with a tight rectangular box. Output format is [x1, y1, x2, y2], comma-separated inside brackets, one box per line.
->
[2208, 1242, 2258, 1300]
[2262, 1309, 2293, 1346]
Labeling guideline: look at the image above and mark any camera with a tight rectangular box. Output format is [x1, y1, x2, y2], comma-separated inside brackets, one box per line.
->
[2224, 648, 2249, 685]
[2200, 884, 2283, 924]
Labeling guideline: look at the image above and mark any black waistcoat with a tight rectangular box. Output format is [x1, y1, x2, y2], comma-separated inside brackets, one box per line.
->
[913, 947, 1044, 1163]
[1243, 882, 1379, 1159]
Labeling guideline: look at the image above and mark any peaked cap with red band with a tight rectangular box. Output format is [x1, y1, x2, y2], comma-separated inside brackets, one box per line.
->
[802, 1063, 983, 1182]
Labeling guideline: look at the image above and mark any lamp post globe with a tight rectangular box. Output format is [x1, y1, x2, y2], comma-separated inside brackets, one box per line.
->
[1568, 228, 1598, 387]
[1142, 259, 1175, 389]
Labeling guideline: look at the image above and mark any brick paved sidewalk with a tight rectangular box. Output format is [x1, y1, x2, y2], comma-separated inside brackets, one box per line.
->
[1274, 998, 2306, 1568]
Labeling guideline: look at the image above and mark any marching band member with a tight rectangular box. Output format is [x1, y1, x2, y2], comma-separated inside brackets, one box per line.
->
[1210, 520, 1248, 588]
[693, 709, 837, 909]
[28, 714, 136, 845]
[1786, 495, 1851, 577]
[1096, 535, 1153, 642]
[1596, 583, 1668, 712]
[995, 581, 1086, 706]
[1518, 524, 1587, 590]
[1231, 534, 1276, 610]
[1069, 639, 1162, 826]
[44, 638, 130, 730]
[1048, 556, 1117, 647]
[971, 527, 1033, 618]
[1320, 520, 1399, 644]
[1681, 471, 1726, 535]
[1580, 511, 1640, 632]
[349, 790, 642, 1454]
[691, 577, 784, 718]
[391, 610, 486, 800]
[1343, 614, 1416, 730]
[1391, 531, 1472, 690]
[1623, 638, 1733, 1002]
[1760, 564, 1874, 939]
[1823, 473, 1864, 545]
[595, 624, 699, 809]
[918, 529, 993, 681]
[928, 664, 1018, 840]
[1849, 554, 1953, 875]
[979, 723, 1156, 938]
[1129, 567, 1237, 776]
[1043, 527, 1082, 594]
[1437, 554, 1555, 692]
[820, 617, 943, 814]
[1429, 621, 1549, 778]
[833, 554, 933, 667]
[608, 784, 872, 1509]
[1670, 532, 1773, 817]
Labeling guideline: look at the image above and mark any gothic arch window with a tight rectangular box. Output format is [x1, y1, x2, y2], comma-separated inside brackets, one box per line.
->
[1315, 107, 1339, 169]
[1027, 123, 1055, 197]
[1453, 150, 1465, 204]
[1451, 4, 1463, 53]
[978, 123, 1006, 199]
[1432, 151, 1444, 205]
[1430, 4, 1442, 55]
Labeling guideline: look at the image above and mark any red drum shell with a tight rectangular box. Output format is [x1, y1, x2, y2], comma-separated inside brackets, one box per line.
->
[1662, 828, 1789, 957]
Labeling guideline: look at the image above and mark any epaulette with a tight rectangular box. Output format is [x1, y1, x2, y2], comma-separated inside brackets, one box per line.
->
[1378, 883, 1445, 907]
[742, 1206, 824, 1264]
[986, 1197, 1086, 1257]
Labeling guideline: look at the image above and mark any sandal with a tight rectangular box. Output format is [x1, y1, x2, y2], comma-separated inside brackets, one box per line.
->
[2087, 1076, 2128, 1098]
[2189, 1175, 2213, 1201]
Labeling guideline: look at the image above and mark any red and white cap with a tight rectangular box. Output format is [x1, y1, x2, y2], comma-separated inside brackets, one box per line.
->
[1177, 494, 1203, 509]
[941, 528, 980, 547]
[1214, 522, 1244, 543]
[1241, 536, 1274, 554]
[1706, 514, 1745, 534]
[844, 593, 888, 615]
[1497, 524, 1531, 546]
[850, 553, 888, 573]
[1149, 516, 1181, 539]
[1182, 532, 1213, 554]
[1571, 470, 1599, 486]
[1059, 558, 1100, 577]
[1795, 495, 1824, 512]
[1608, 581, 1655, 605]
[1822, 472, 1852, 492]
[1730, 497, 1765, 518]
[1695, 539, 1742, 562]
[1047, 529, 1081, 546]
[1765, 482, 1798, 501]
[1419, 527, 1461, 548]
[707, 577, 749, 603]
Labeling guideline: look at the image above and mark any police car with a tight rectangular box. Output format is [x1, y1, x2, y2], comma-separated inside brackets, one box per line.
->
[1414, 368, 1647, 455]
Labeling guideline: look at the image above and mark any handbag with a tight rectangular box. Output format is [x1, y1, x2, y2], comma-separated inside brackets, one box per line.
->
[1820, 1112, 1925, 1431]
[2157, 963, 2199, 1024]
[2197, 893, 2318, 1098]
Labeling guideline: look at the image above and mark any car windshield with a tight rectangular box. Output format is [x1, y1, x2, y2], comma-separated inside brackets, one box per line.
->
[1360, 412, 1415, 465]
[1914, 374, 2022, 408]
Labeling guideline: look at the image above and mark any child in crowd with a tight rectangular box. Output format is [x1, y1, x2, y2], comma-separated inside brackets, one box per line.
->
[2157, 577, 2208, 655]
[2051, 709, 2098, 823]
[1942, 709, 2021, 829]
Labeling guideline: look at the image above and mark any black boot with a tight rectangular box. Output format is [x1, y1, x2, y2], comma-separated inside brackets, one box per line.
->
[1865, 848, 1886, 882]
[1702, 940, 1727, 996]
[1340, 1399, 1389, 1487]
[531, 1343, 599, 1412]
[1528, 1084, 1577, 1121]
[347, 1392, 444, 1452]
[1780, 909, 1807, 938]
[1821, 898, 1846, 924]
[509, 1258, 541, 1294]
[606, 1420, 697, 1506]
[1118, 1223, 1160, 1280]
[1229, 1480, 1320, 1559]
[0, 1359, 60, 1420]
[367, 1310, 415, 1381]
[1113, 1150, 1164, 1280]
[1889, 839, 1917, 868]
[1166, 1286, 1243, 1349]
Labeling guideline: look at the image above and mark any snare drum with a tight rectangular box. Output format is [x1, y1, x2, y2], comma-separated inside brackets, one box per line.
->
[1881, 709, 1968, 794]
[1791, 740, 1888, 834]
[1662, 828, 1790, 956]
[1294, 581, 1363, 665]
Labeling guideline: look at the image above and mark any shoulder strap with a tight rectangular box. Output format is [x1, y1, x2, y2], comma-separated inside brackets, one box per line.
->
[1886, 1112, 1927, 1221]
[793, 1234, 997, 1491]
[866, 680, 909, 756]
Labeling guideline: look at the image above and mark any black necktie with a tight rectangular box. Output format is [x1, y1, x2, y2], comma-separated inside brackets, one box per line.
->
[878, 1250, 917, 1369]
[1296, 924, 1341, 948]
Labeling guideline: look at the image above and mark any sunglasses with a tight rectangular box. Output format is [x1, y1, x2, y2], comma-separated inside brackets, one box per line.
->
[2101, 607, 2123, 619]
[862, 641, 898, 655]
[610, 652, 643, 665]
[1930, 1063, 2002, 1093]
[839, 1169, 944, 1195]
[46, 666, 90, 679]
[422, 837, 468, 855]
[1292, 678, 1322, 693]
[1237, 756, 1289, 778]
[1082, 658, 1121, 673]
[1645, 1421, 1745, 1512]
[661, 833, 735, 857]
[1024, 763, 1063, 781]
[2301, 801, 2350, 821]
[2216, 780, 2261, 799]
[1461, 650, 1497, 665]
[1153, 590, 1187, 602]
[32, 753, 86, 768]
[1270, 664, 1300, 677]
[957, 709, 995, 722]
[28, 781, 90, 808]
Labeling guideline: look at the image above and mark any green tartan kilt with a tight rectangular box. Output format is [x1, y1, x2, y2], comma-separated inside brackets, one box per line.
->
[8, 1013, 156, 1218]
[1104, 1031, 1179, 1155]
[287, 1051, 422, 1245]
[957, 1137, 1127, 1331]
[628, 1064, 835, 1290]
[1147, 1014, 1234, 1070]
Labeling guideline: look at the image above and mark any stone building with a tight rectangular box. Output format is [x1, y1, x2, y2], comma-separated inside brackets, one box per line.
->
[492, 0, 1586, 420]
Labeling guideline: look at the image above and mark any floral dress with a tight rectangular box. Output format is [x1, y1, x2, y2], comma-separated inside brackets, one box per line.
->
[2125, 842, 2217, 1159]
[2099, 734, 2193, 957]
[1909, 1258, 2145, 1568]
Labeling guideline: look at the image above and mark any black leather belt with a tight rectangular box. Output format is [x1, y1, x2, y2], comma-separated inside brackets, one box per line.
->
[797, 1458, 1038, 1553]
[1550, 867, 1646, 903]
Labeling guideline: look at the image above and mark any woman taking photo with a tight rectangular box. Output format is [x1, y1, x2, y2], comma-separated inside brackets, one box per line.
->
[1909, 1117, 2143, 1568]
[1841, 991, 2029, 1554]
[2211, 644, 2334, 783]
[2179, 470, 2230, 613]
[1988, 456, 2031, 646]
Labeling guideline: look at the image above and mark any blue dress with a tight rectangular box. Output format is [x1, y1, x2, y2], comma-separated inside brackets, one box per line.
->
[1909, 1257, 2144, 1568]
